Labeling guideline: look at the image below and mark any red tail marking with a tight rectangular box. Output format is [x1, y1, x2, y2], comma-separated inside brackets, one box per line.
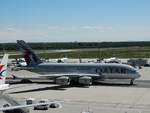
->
[0, 65, 5, 80]
[0, 65, 4, 71]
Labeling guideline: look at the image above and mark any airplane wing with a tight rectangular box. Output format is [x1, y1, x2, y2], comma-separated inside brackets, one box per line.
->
[38, 73, 101, 79]
[0, 101, 62, 111]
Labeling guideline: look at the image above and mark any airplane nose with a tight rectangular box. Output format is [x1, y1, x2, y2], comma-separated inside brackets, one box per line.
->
[137, 72, 141, 78]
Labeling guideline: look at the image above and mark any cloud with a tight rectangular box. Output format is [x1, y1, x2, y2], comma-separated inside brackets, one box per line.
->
[0, 26, 48, 42]
[48, 26, 76, 31]
[6, 25, 17, 32]
[0, 25, 149, 42]
[47, 26, 113, 32]
[80, 26, 113, 32]
[0, 26, 113, 42]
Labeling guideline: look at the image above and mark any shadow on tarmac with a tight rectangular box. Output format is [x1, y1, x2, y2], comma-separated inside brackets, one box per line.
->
[93, 80, 150, 88]
[7, 80, 150, 94]
[8, 85, 66, 94]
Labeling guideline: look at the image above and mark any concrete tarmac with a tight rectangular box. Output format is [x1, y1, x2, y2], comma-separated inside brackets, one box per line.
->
[1, 65, 150, 113]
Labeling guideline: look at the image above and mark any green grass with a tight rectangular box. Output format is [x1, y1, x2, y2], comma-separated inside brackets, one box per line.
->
[7, 47, 150, 59]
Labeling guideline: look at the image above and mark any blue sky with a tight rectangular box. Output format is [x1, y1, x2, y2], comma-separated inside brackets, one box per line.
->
[0, 0, 150, 42]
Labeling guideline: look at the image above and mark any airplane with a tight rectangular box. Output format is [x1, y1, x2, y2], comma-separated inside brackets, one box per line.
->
[0, 54, 62, 112]
[0, 54, 27, 91]
[11, 58, 27, 67]
[103, 57, 120, 63]
[55, 57, 68, 63]
[17, 40, 141, 86]
[0, 54, 10, 92]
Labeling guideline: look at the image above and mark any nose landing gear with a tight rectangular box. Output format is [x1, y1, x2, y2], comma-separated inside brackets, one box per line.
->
[130, 79, 134, 85]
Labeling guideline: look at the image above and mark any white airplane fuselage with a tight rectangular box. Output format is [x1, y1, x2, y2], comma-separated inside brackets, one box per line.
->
[27, 63, 141, 80]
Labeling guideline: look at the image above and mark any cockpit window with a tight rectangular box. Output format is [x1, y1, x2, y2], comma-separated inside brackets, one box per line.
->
[128, 69, 136, 73]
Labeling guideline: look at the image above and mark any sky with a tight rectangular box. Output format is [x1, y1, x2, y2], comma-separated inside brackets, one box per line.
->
[0, 0, 150, 42]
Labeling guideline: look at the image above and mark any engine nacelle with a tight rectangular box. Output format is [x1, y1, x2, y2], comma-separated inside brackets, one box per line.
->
[78, 76, 92, 85]
[55, 76, 70, 85]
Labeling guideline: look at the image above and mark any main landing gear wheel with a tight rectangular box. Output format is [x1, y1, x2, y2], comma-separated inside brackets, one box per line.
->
[21, 79, 32, 83]
[130, 79, 134, 85]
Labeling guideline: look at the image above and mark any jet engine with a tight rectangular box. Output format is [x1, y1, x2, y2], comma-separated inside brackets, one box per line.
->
[55, 76, 70, 85]
[78, 76, 92, 85]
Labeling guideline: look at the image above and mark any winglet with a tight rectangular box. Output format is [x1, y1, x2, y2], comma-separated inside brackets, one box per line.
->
[0, 54, 8, 84]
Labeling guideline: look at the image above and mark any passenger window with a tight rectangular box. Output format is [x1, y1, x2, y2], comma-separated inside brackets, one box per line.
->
[105, 67, 111, 73]
[96, 68, 102, 73]
[102, 68, 105, 73]
[118, 68, 121, 73]
[121, 68, 125, 73]
[116, 68, 121, 73]
[112, 68, 116, 73]
[104, 68, 108, 73]
[109, 67, 113, 73]
[115, 68, 119, 73]
[121, 68, 129, 74]
[100, 68, 104, 73]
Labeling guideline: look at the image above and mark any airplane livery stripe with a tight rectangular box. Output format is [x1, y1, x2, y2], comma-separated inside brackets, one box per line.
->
[0, 65, 4, 71]
[0, 65, 5, 79]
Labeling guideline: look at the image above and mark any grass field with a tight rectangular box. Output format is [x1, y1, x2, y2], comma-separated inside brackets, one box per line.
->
[5, 46, 150, 59]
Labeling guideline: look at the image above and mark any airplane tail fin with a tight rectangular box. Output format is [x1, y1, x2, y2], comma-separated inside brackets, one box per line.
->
[0, 54, 8, 84]
[17, 40, 42, 65]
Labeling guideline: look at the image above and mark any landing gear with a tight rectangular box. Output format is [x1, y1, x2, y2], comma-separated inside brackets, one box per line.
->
[130, 79, 134, 85]
[21, 79, 32, 83]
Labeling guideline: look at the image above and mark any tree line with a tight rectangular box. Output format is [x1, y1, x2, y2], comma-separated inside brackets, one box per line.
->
[0, 41, 150, 51]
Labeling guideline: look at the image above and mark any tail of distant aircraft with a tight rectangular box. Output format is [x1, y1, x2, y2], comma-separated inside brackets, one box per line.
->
[17, 40, 42, 65]
[0, 54, 8, 85]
